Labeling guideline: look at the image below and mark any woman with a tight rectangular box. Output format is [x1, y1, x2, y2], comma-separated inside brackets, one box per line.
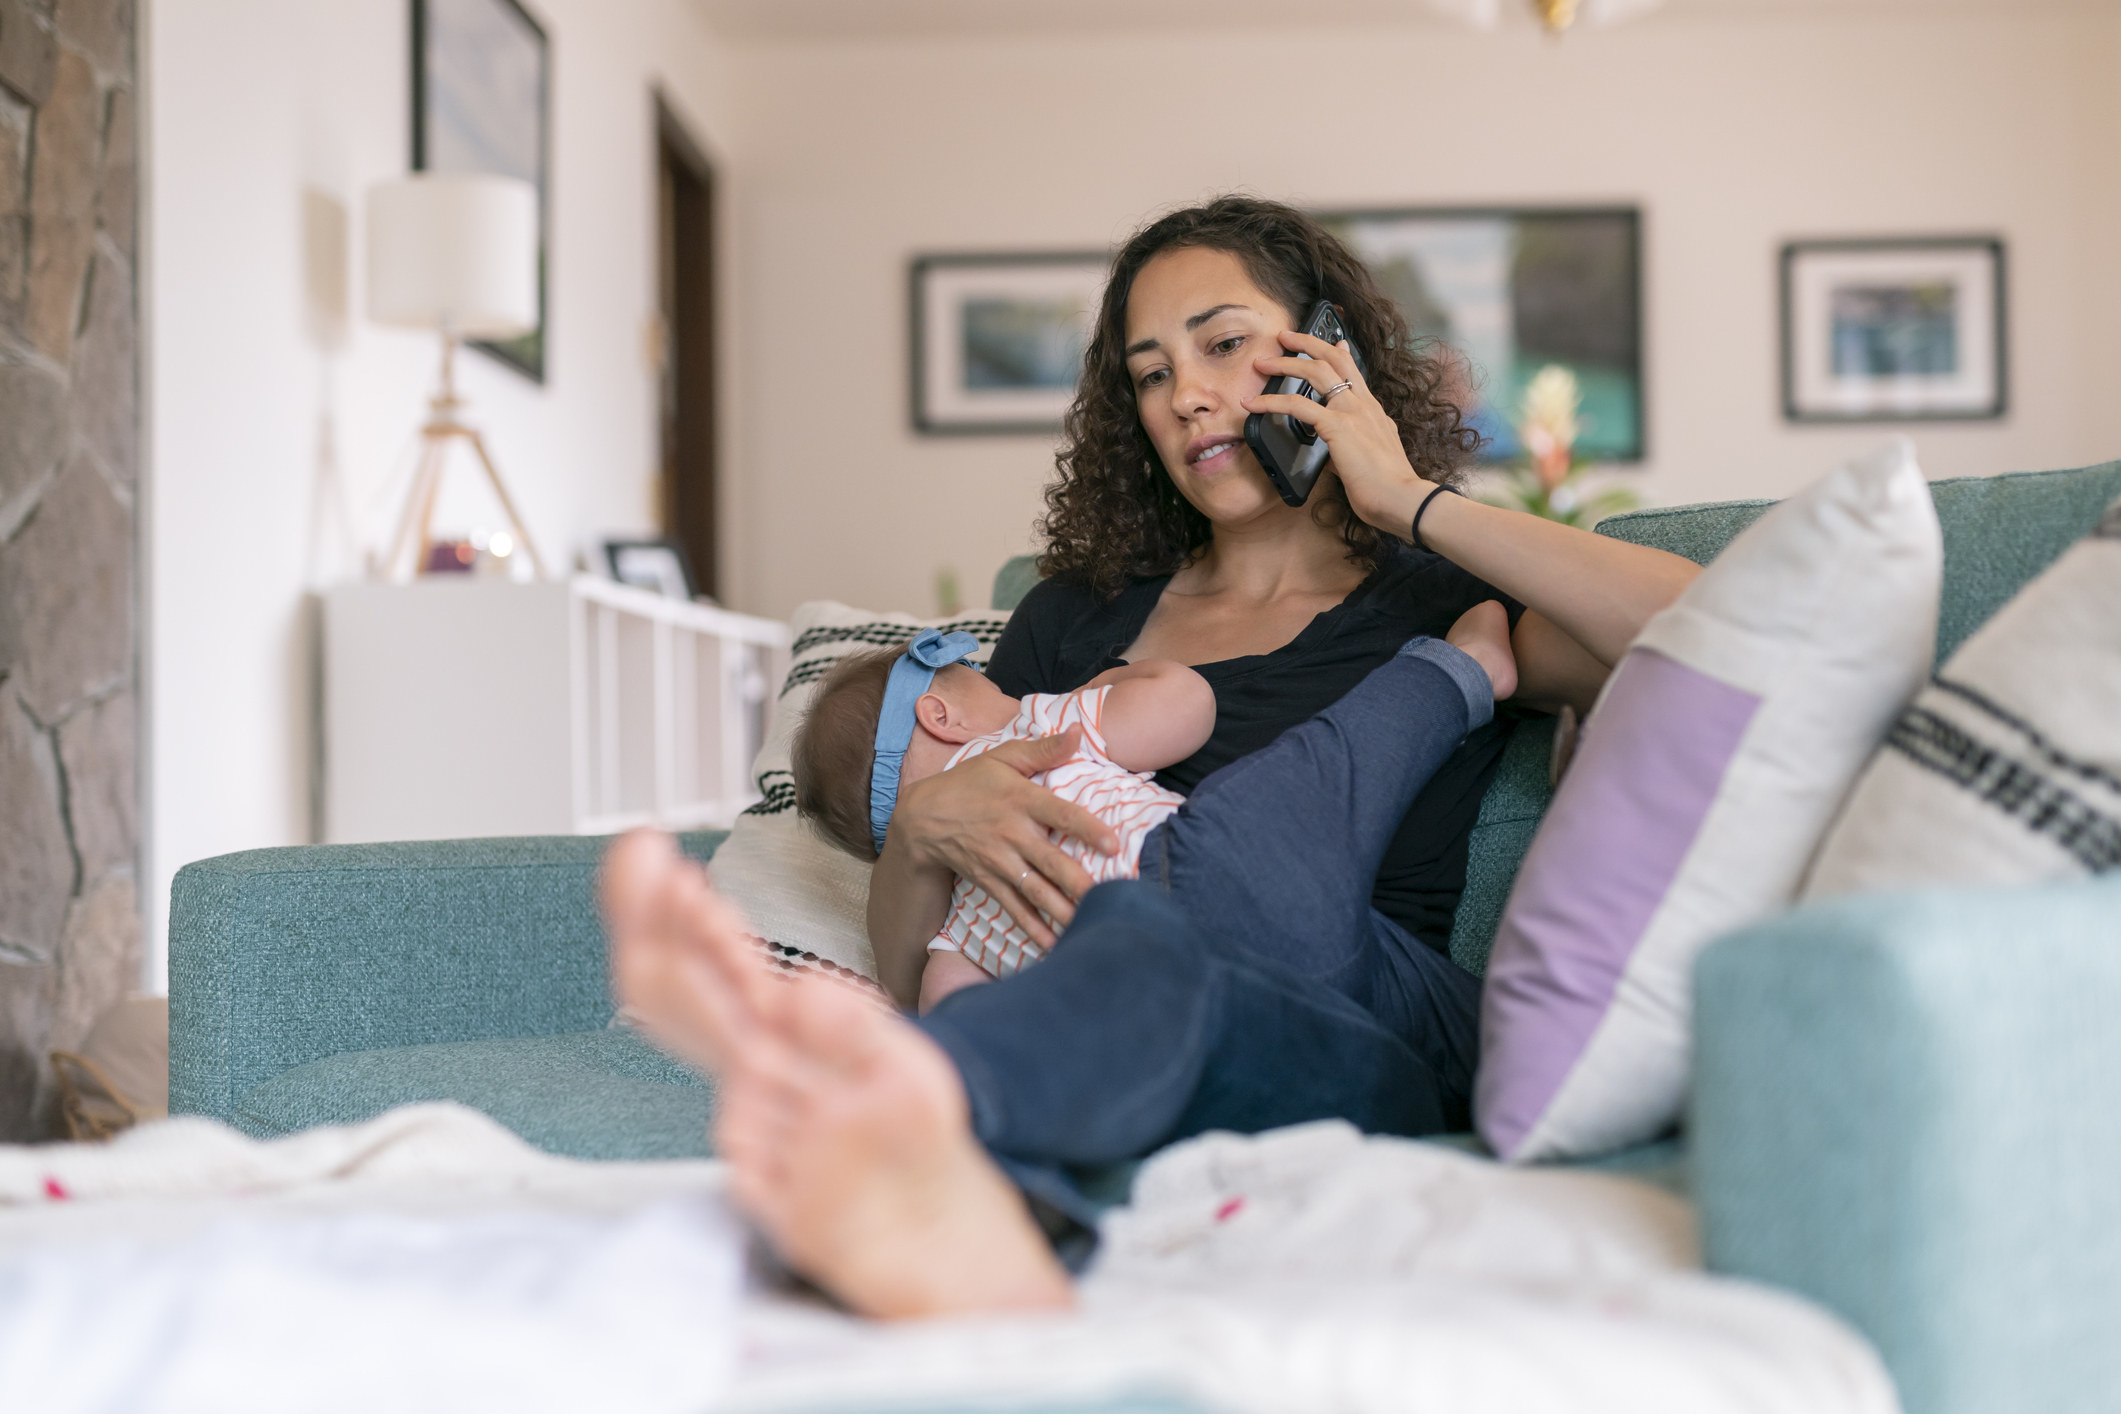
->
[868, 195, 1693, 1004]
[604, 196, 1699, 1319]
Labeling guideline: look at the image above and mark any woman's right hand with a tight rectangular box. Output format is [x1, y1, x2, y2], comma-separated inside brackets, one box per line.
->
[891, 727, 1117, 945]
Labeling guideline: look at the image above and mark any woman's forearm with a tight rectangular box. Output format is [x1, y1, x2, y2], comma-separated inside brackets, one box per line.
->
[868, 839, 955, 1010]
[1397, 487, 1699, 666]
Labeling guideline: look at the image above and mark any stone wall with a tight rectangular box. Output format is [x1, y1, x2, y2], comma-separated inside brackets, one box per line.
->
[0, 0, 137, 1140]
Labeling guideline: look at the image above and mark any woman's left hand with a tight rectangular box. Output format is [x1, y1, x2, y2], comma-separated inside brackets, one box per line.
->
[1243, 329, 1436, 536]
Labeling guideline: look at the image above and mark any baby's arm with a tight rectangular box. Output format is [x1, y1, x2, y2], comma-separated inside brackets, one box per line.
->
[918, 949, 992, 1013]
[1082, 660, 1216, 773]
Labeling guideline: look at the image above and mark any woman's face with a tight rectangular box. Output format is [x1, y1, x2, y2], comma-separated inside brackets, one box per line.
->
[1122, 246, 1301, 529]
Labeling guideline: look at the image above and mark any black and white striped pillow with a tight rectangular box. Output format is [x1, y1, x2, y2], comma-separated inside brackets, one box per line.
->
[1804, 495, 2121, 896]
[708, 601, 1011, 985]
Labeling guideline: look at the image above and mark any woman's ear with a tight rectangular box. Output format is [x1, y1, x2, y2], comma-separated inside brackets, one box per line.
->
[914, 689, 976, 745]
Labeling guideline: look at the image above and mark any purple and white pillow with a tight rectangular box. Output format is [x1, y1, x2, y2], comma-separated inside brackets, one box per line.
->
[1476, 440, 1943, 1164]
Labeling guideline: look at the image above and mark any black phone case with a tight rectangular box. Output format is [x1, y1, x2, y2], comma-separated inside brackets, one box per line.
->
[1243, 301, 1366, 507]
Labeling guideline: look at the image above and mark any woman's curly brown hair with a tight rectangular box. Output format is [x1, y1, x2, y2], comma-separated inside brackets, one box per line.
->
[1038, 195, 1480, 599]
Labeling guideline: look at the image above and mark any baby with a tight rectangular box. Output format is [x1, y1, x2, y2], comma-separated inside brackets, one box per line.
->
[794, 631, 1212, 1008]
[792, 603, 1517, 1014]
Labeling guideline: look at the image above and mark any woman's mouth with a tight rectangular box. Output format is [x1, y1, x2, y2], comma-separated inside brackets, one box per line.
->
[1188, 437, 1241, 470]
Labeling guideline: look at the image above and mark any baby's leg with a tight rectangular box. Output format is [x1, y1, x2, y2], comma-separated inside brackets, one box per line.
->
[917, 949, 992, 1013]
[1150, 604, 1514, 985]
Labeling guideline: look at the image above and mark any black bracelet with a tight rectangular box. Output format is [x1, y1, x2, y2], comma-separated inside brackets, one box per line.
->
[1410, 483, 1463, 553]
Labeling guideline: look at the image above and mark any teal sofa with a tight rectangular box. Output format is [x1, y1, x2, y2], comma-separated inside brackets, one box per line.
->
[170, 462, 2121, 1414]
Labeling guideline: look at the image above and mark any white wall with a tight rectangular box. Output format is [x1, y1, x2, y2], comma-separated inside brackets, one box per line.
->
[143, 0, 742, 985]
[717, 7, 2121, 621]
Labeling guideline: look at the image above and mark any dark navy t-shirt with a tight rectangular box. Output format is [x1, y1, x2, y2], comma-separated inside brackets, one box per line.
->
[985, 540, 1525, 955]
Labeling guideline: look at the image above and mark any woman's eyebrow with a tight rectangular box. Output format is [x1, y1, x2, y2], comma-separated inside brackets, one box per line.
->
[1125, 304, 1255, 359]
[1185, 302, 1251, 331]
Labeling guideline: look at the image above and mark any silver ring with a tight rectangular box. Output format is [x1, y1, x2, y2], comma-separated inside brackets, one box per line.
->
[1322, 379, 1356, 402]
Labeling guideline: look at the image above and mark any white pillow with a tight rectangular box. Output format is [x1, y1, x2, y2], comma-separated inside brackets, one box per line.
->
[706, 601, 1011, 983]
[1476, 440, 1943, 1164]
[1803, 487, 2121, 896]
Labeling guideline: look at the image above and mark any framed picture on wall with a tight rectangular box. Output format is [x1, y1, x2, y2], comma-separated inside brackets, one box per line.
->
[911, 252, 1109, 435]
[1319, 207, 1645, 462]
[1781, 237, 2006, 423]
[413, 0, 550, 382]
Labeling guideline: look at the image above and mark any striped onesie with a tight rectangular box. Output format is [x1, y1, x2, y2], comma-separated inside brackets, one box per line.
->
[927, 685, 1184, 978]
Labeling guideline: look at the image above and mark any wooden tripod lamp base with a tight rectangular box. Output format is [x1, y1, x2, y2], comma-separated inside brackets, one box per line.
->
[366, 173, 545, 583]
[378, 334, 548, 583]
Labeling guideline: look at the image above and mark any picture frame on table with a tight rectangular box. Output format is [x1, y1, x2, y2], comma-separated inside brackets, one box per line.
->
[1319, 206, 1645, 463]
[910, 252, 1109, 435]
[603, 538, 699, 602]
[412, 0, 551, 383]
[1781, 237, 2007, 423]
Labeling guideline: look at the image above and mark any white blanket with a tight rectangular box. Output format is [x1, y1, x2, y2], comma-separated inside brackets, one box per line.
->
[0, 1107, 743, 1414]
[0, 1106, 1900, 1414]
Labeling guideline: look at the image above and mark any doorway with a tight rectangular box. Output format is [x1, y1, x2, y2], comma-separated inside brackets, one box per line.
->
[656, 97, 718, 600]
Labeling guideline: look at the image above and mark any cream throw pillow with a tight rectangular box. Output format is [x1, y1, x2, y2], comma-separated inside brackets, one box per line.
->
[1803, 489, 2121, 896]
[1477, 440, 1944, 1163]
[707, 602, 1011, 983]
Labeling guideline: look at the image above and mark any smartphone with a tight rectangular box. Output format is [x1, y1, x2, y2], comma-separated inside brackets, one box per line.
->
[1243, 300, 1368, 507]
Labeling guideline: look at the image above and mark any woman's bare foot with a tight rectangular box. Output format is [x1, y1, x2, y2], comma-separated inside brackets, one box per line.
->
[600, 830, 1074, 1319]
[1446, 599, 1519, 702]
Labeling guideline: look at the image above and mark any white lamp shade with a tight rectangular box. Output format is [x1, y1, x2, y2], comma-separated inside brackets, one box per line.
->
[366, 173, 538, 337]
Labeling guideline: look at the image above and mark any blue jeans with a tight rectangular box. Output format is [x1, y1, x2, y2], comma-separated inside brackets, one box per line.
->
[918, 638, 1491, 1236]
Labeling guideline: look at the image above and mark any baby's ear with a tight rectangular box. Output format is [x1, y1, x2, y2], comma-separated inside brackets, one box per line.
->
[914, 690, 975, 744]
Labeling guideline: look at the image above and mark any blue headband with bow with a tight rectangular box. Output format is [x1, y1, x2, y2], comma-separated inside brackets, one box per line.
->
[869, 628, 982, 857]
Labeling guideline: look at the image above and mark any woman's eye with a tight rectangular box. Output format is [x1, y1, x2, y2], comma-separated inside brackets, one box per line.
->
[1209, 335, 1246, 356]
[1137, 368, 1169, 389]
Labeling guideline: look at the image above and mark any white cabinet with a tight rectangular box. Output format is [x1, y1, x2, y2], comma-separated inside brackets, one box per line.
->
[323, 576, 789, 844]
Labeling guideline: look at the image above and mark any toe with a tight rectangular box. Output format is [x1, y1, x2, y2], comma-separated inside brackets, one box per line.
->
[667, 861, 772, 1010]
[601, 829, 680, 937]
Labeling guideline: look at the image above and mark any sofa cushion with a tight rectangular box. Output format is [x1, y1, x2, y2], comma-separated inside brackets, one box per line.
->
[1599, 461, 2121, 662]
[1447, 715, 1554, 975]
[232, 1030, 716, 1161]
[1924, 461, 2121, 657]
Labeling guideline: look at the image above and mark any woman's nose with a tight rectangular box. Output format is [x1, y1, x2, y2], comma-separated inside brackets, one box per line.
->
[1168, 358, 1218, 420]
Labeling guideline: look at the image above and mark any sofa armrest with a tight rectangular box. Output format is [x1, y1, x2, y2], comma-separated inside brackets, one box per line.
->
[169, 831, 725, 1122]
[1692, 877, 2121, 1414]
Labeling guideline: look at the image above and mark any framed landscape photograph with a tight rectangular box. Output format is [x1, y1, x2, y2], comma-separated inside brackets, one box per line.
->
[1781, 238, 2005, 423]
[911, 252, 1109, 435]
[1321, 207, 1644, 462]
[413, 0, 550, 382]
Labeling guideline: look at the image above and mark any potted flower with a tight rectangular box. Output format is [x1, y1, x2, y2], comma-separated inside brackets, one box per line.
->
[1483, 364, 1639, 528]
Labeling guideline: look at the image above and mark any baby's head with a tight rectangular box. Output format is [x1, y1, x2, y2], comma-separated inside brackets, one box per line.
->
[791, 632, 1017, 861]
